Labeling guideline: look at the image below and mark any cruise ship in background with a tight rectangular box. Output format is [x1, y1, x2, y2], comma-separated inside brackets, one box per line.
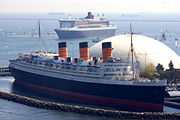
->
[55, 12, 116, 39]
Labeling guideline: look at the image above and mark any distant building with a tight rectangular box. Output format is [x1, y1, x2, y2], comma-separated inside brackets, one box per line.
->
[90, 34, 180, 69]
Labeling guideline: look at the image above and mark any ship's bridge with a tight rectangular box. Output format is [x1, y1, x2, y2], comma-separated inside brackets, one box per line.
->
[100, 60, 133, 80]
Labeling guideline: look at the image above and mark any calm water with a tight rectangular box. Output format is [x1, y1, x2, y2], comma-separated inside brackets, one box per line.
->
[0, 13, 180, 119]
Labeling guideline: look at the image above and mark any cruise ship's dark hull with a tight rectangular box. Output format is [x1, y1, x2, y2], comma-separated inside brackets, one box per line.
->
[10, 67, 165, 112]
[54, 28, 116, 39]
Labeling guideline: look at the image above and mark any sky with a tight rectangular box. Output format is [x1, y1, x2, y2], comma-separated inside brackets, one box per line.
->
[0, 0, 180, 13]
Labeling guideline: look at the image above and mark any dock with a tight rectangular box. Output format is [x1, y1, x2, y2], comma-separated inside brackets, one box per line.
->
[164, 96, 180, 109]
[0, 66, 11, 76]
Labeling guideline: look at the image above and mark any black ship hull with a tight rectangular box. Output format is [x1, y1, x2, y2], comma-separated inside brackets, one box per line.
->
[54, 28, 116, 39]
[10, 67, 165, 112]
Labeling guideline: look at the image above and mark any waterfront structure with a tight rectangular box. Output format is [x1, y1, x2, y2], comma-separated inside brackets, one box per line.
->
[90, 34, 180, 69]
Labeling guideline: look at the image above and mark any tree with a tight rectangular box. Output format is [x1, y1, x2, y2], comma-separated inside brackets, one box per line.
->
[168, 60, 175, 71]
[155, 63, 165, 79]
[156, 63, 164, 73]
[140, 63, 157, 80]
[166, 60, 175, 83]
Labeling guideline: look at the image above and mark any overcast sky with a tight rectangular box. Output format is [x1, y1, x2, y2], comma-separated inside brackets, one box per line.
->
[0, 0, 180, 13]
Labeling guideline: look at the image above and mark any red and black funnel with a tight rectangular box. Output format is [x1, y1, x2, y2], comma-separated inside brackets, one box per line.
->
[102, 42, 112, 63]
[58, 42, 67, 59]
[79, 42, 89, 61]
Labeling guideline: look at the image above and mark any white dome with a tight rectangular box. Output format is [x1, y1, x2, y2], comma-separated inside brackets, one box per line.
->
[90, 34, 180, 69]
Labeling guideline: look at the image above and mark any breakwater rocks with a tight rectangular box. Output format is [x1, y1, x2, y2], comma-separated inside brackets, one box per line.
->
[0, 91, 179, 120]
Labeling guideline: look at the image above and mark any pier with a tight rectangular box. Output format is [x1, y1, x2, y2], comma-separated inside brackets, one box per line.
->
[0, 66, 11, 76]
[164, 97, 180, 109]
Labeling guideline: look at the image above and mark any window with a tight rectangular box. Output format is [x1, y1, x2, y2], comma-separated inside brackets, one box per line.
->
[117, 68, 120, 71]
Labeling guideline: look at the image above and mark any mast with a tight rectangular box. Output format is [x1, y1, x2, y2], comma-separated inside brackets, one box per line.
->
[130, 23, 136, 80]
[38, 19, 42, 53]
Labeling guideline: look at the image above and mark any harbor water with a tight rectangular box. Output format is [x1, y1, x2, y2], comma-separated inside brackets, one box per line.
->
[0, 13, 180, 119]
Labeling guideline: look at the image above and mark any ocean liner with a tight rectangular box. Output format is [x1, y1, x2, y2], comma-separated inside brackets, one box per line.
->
[55, 12, 116, 39]
[9, 23, 166, 112]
